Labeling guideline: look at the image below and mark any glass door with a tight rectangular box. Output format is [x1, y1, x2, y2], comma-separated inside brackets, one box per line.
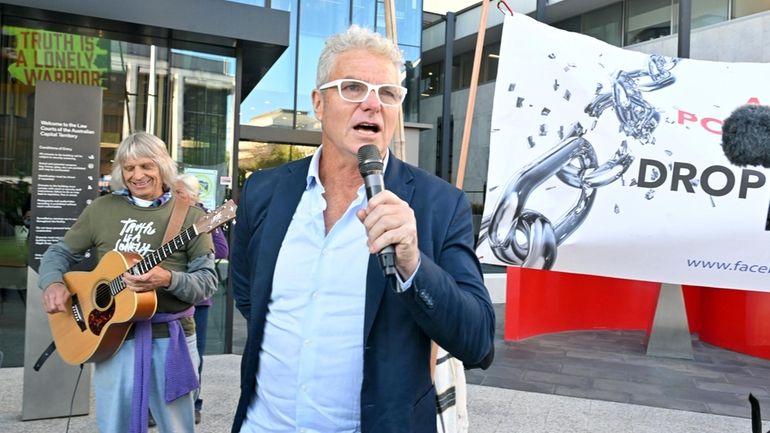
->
[0, 21, 237, 366]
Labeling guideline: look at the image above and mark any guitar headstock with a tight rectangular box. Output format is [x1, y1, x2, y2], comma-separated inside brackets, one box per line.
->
[195, 199, 237, 233]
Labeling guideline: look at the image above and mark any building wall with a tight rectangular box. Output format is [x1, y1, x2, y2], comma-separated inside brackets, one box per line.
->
[420, 9, 770, 211]
[419, 82, 496, 206]
[630, 10, 770, 61]
[0, 0, 425, 368]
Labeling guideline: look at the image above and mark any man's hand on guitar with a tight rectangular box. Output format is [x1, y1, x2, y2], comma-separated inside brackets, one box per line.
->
[122, 266, 173, 292]
[43, 283, 72, 314]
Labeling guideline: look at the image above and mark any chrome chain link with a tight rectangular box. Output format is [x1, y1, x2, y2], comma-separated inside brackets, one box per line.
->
[481, 54, 678, 269]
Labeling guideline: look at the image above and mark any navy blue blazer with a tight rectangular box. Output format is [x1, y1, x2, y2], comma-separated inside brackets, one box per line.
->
[230, 155, 495, 433]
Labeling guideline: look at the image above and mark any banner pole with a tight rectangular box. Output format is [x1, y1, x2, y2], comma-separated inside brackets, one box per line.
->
[384, 0, 406, 160]
[455, 0, 490, 189]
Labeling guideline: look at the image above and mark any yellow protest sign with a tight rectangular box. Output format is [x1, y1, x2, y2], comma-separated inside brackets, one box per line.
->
[6, 26, 109, 87]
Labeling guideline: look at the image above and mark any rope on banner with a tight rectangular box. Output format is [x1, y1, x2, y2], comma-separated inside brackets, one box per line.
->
[496, 0, 513, 16]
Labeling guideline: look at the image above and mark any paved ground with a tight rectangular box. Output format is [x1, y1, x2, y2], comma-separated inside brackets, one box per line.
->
[467, 304, 770, 421]
[0, 354, 756, 433]
[2, 303, 769, 432]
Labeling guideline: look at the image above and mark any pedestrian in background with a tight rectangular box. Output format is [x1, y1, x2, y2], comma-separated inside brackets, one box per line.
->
[174, 173, 230, 425]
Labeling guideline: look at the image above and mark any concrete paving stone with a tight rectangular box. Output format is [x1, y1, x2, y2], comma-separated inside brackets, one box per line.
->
[745, 364, 770, 377]
[497, 346, 540, 360]
[480, 363, 525, 380]
[7, 302, 770, 432]
[624, 358, 728, 380]
[663, 384, 751, 405]
[526, 345, 569, 357]
[481, 374, 557, 394]
[560, 334, 640, 351]
[687, 361, 755, 375]
[625, 369, 698, 386]
[593, 377, 666, 396]
[469, 384, 752, 433]
[553, 385, 632, 404]
[523, 370, 593, 388]
[628, 392, 710, 414]
[560, 363, 629, 382]
[690, 352, 716, 363]
[551, 354, 628, 370]
[503, 358, 564, 374]
[587, 400, 635, 423]
[620, 354, 695, 370]
[721, 371, 770, 389]
[705, 401, 755, 419]
[465, 370, 486, 385]
[703, 347, 770, 367]
[694, 379, 770, 397]
[563, 348, 629, 363]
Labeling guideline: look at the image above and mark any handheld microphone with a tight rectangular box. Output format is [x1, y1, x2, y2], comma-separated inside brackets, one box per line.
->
[357, 144, 397, 277]
[721, 104, 770, 167]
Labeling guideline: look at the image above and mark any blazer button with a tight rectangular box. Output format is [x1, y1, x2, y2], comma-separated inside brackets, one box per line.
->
[418, 289, 434, 309]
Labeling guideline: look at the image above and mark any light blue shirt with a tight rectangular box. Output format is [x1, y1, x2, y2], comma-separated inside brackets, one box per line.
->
[241, 148, 418, 433]
[241, 148, 368, 433]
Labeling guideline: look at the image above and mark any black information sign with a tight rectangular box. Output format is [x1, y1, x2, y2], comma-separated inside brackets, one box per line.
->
[29, 81, 102, 272]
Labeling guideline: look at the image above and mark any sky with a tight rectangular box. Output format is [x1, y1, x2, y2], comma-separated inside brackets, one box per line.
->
[422, 0, 477, 14]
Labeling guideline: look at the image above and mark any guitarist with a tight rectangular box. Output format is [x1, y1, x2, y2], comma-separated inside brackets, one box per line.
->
[39, 132, 217, 433]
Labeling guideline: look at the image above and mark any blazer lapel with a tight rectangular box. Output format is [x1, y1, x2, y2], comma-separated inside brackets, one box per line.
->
[256, 158, 310, 290]
[363, 157, 415, 341]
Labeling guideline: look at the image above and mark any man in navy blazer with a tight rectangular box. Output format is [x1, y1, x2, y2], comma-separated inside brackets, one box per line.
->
[231, 26, 495, 433]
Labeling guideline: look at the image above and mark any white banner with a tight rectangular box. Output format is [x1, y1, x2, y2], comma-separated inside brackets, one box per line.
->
[477, 14, 770, 292]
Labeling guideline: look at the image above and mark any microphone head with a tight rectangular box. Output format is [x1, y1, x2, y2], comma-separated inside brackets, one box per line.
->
[357, 144, 383, 176]
[721, 104, 770, 168]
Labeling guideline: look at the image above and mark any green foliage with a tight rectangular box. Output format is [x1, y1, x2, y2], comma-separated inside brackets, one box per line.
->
[0, 179, 30, 227]
[238, 144, 315, 186]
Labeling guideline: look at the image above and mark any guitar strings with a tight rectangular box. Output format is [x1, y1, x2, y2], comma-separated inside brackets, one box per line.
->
[93, 203, 232, 304]
[96, 226, 198, 304]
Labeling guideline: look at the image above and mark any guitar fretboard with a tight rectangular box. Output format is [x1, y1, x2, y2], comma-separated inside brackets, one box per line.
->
[106, 225, 199, 296]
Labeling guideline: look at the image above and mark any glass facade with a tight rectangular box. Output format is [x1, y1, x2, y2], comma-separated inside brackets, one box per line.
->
[673, 0, 729, 33]
[583, 3, 623, 47]
[733, 0, 770, 18]
[553, 3, 623, 46]
[624, 0, 732, 46]
[0, 0, 423, 367]
[553, 1, 733, 48]
[625, 0, 672, 45]
[419, 42, 501, 99]
[240, 0, 423, 131]
[423, 0, 765, 94]
[0, 19, 236, 367]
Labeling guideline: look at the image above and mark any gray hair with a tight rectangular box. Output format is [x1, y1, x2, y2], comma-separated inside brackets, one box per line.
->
[316, 25, 404, 87]
[110, 132, 178, 191]
[175, 173, 201, 201]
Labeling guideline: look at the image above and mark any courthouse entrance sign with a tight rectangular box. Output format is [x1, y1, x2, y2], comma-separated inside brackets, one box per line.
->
[22, 81, 102, 420]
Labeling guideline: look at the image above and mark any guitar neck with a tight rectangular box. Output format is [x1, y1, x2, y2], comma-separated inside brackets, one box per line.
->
[106, 198, 236, 296]
[112, 225, 199, 293]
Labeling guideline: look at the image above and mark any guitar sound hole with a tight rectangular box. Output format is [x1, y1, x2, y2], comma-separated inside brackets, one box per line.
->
[94, 283, 113, 309]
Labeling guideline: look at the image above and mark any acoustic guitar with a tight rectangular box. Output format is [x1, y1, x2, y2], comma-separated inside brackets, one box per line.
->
[48, 200, 237, 365]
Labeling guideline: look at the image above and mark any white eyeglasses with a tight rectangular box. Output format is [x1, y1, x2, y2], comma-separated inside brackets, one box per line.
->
[318, 79, 407, 107]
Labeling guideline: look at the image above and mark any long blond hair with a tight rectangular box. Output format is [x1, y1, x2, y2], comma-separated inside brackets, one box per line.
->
[110, 132, 177, 192]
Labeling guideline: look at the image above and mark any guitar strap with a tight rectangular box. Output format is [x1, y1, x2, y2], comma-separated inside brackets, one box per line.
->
[34, 195, 194, 372]
[163, 196, 191, 244]
[33, 196, 192, 371]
